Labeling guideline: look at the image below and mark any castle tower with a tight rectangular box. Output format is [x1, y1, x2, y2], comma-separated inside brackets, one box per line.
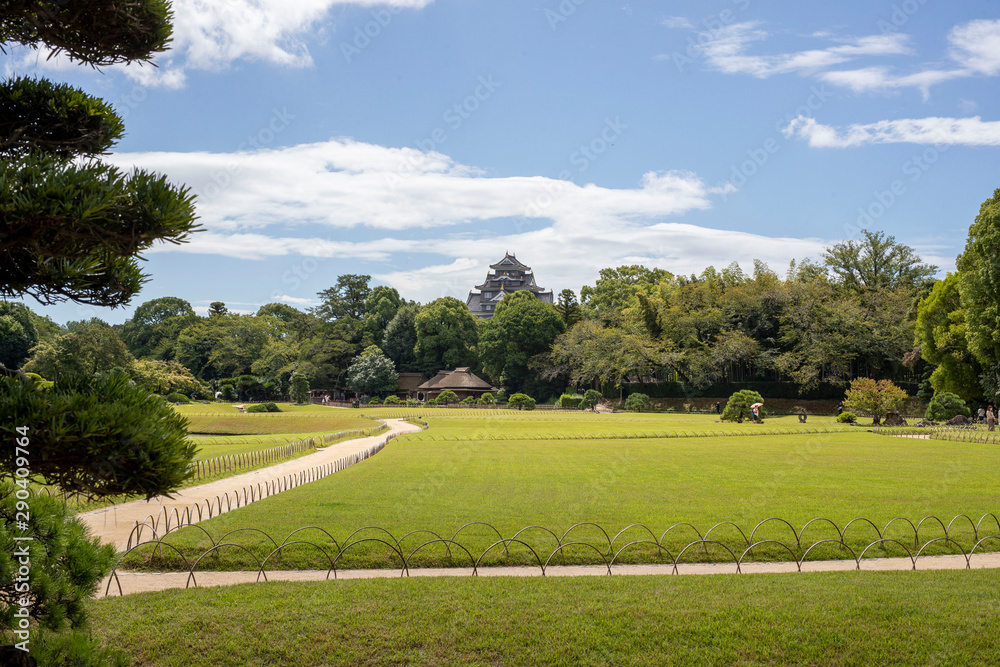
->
[466, 252, 554, 319]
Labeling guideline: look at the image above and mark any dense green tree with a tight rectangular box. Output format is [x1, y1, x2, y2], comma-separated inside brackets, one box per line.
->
[120, 296, 197, 360]
[914, 274, 981, 400]
[0, 302, 37, 369]
[346, 345, 399, 396]
[208, 301, 228, 317]
[555, 288, 582, 327]
[478, 290, 565, 395]
[290, 371, 311, 404]
[550, 319, 665, 388]
[823, 229, 936, 293]
[131, 359, 205, 397]
[414, 297, 478, 375]
[580, 265, 673, 318]
[362, 286, 403, 346]
[313, 274, 371, 323]
[23, 318, 134, 379]
[957, 188, 1000, 400]
[175, 314, 282, 380]
[382, 304, 420, 373]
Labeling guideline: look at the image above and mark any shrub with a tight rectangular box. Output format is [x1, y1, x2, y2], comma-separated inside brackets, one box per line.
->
[837, 411, 858, 424]
[843, 378, 907, 425]
[508, 393, 536, 410]
[289, 372, 310, 405]
[247, 402, 280, 413]
[721, 390, 766, 423]
[625, 392, 652, 412]
[925, 392, 971, 422]
[460, 396, 476, 405]
[558, 393, 583, 409]
[367, 396, 383, 405]
[580, 389, 603, 411]
[166, 392, 191, 404]
[426, 398, 440, 406]
[477, 392, 495, 405]
[437, 390, 459, 405]
[383, 395, 401, 405]
[406, 398, 420, 406]
[220, 383, 236, 401]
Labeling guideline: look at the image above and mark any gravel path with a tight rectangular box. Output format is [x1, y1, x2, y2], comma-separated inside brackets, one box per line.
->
[79, 418, 422, 551]
[98, 552, 1000, 597]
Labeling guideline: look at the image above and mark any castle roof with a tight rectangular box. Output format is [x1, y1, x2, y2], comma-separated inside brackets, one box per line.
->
[489, 252, 530, 271]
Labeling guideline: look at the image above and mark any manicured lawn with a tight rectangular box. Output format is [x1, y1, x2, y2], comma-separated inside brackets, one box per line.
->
[180, 407, 374, 436]
[137, 426, 1000, 571]
[88, 569, 1000, 666]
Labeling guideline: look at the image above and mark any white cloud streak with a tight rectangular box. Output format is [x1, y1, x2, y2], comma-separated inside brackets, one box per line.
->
[111, 138, 830, 305]
[698, 22, 911, 78]
[783, 115, 1000, 148]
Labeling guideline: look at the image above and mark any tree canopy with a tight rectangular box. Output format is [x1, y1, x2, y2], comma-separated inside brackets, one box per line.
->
[823, 229, 936, 293]
[478, 290, 565, 394]
[414, 297, 478, 376]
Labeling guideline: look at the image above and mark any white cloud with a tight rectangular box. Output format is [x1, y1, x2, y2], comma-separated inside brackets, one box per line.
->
[687, 19, 1000, 99]
[109, 139, 714, 233]
[10, 0, 434, 88]
[782, 115, 1000, 148]
[697, 22, 910, 78]
[114, 138, 831, 305]
[273, 295, 318, 306]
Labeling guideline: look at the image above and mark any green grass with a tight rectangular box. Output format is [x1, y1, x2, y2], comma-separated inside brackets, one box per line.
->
[180, 408, 374, 436]
[134, 426, 999, 571]
[87, 569, 1000, 666]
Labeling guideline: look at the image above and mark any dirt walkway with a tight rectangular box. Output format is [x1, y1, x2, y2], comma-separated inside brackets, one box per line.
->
[79, 418, 422, 551]
[98, 552, 1000, 597]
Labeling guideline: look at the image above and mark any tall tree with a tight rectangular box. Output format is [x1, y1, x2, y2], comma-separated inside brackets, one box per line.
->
[362, 285, 403, 347]
[914, 274, 981, 400]
[313, 274, 372, 322]
[956, 189, 1000, 401]
[24, 318, 135, 379]
[346, 345, 399, 396]
[0, 2, 196, 654]
[823, 229, 936, 293]
[382, 304, 420, 373]
[0, 302, 37, 369]
[555, 288, 582, 328]
[121, 296, 197, 359]
[414, 296, 478, 375]
[479, 290, 565, 395]
[580, 265, 673, 318]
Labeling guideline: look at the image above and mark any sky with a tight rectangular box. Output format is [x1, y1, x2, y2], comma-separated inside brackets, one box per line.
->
[6, 0, 1000, 324]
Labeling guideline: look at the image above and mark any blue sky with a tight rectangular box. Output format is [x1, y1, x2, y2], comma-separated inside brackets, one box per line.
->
[6, 0, 1000, 324]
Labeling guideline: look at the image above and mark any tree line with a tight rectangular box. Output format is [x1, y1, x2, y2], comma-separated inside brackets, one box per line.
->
[13, 221, 1000, 407]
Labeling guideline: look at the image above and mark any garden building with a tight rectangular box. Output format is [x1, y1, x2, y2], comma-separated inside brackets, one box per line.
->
[415, 367, 495, 402]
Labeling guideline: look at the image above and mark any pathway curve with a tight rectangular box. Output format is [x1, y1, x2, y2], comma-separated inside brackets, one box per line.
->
[98, 552, 1000, 597]
[79, 418, 422, 551]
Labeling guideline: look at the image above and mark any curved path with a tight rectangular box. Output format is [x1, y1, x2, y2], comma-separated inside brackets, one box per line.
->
[79, 418, 422, 551]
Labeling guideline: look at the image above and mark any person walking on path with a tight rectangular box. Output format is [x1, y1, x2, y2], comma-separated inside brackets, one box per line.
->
[978, 406, 986, 423]
[988, 406, 996, 432]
